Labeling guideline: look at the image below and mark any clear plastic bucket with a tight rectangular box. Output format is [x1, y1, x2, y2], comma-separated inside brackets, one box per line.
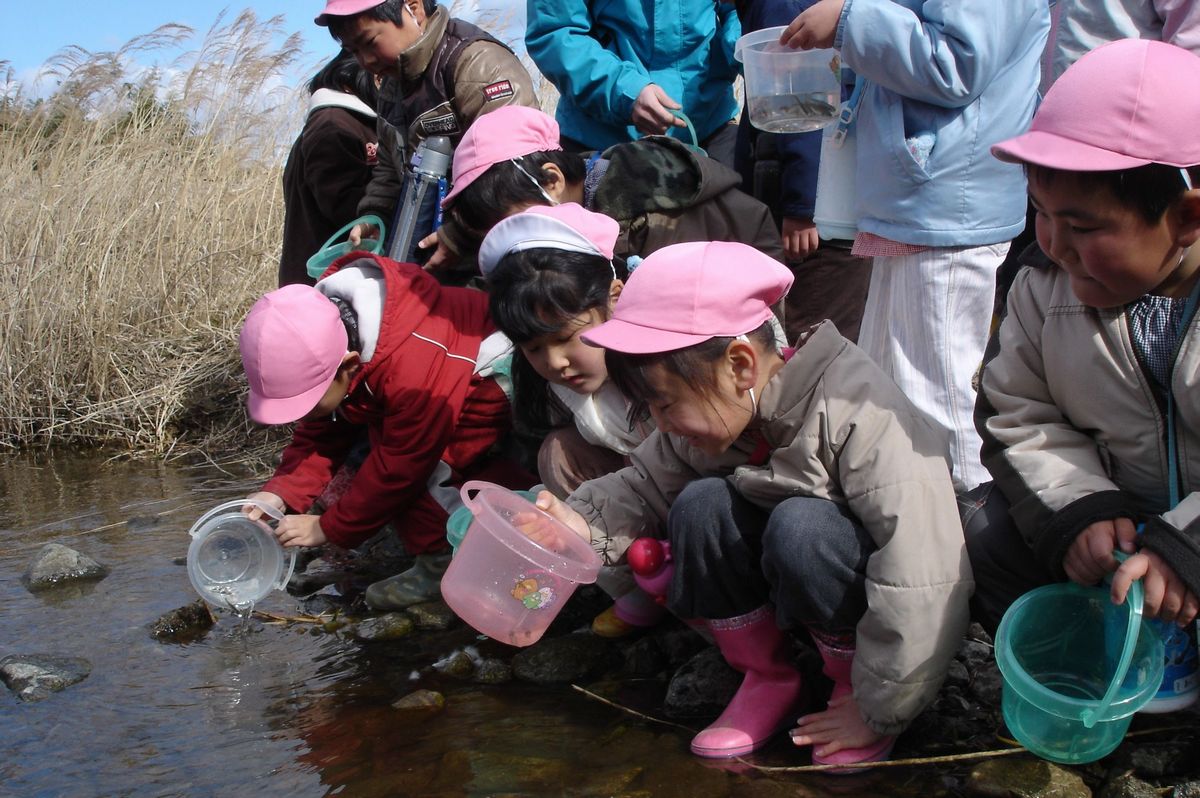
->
[186, 499, 296, 611]
[735, 27, 840, 133]
[995, 581, 1164, 764]
[440, 481, 601, 647]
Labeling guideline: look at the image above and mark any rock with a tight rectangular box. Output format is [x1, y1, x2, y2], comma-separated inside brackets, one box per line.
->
[620, 635, 670, 677]
[287, 557, 355, 596]
[1, 654, 91, 702]
[406, 601, 456, 631]
[1098, 774, 1159, 798]
[434, 650, 476, 679]
[662, 645, 740, 719]
[353, 613, 414, 641]
[22, 543, 109, 591]
[945, 658, 971, 688]
[1175, 782, 1200, 798]
[654, 624, 710, 668]
[441, 750, 571, 794]
[149, 600, 215, 643]
[1125, 741, 1200, 779]
[967, 759, 1092, 798]
[473, 658, 512, 684]
[960, 638, 996, 671]
[511, 633, 616, 684]
[969, 662, 1005, 707]
[299, 592, 351, 618]
[392, 688, 445, 713]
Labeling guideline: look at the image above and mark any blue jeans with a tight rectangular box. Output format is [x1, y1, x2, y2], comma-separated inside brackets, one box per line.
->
[666, 477, 875, 633]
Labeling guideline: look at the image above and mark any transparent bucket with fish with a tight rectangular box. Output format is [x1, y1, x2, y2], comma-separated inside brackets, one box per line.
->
[735, 27, 841, 133]
[186, 499, 297, 613]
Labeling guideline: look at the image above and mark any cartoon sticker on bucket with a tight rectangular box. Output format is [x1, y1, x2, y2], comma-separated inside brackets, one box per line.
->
[511, 572, 558, 610]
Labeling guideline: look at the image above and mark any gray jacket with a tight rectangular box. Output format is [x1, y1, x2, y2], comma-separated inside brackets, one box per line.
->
[567, 322, 970, 735]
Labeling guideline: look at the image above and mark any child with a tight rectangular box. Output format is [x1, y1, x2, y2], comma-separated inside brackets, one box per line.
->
[535, 241, 970, 765]
[313, 0, 538, 262]
[781, 0, 1049, 492]
[965, 39, 1200, 636]
[478, 202, 660, 636]
[240, 252, 530, 610]
[430, 105, 782, 270]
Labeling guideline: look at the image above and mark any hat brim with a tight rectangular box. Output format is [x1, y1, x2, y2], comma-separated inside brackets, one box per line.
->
[581, 318, 714, 354]
[991, 130, 1152, 171]
[441, 162, 488, 208]
[247, 375, 337, 425]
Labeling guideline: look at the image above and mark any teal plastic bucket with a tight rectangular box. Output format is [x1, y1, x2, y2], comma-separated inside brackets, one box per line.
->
[305, 214, 386, 280]
[995, 581, 1164, 764]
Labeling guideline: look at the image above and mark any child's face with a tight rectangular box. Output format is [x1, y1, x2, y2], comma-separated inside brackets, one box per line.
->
[641, 362, 751, 456]
[341, 11, 423, 78]
[1030, 170, 1190, 307]
[520, 309, 610, 396]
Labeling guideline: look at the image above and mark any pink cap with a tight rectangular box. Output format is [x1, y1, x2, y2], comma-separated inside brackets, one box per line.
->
[442, 106, 561, 207]
[477, 203, 619, 276]
[239, 285, 349, 424]
[992, 39, 1200, 170]
[582, 242, 793, 353]
[314, 0, 383, 26]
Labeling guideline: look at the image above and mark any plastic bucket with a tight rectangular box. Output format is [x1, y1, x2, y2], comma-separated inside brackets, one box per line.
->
[995, 581, 1164, 764]
[186, 499, 297, 611]
[305, 214, 386, 280]
[813, 115, 858, 241]
[735, 27, 840, 133]
[440, 481, 601, 647]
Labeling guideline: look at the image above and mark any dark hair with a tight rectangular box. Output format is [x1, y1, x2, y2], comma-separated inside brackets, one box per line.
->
[487, 247, 628, 434]
[307, 49, 378, 110]
[327, 0, 409, 41]
[1028, 163, 1196, 223]
[449, 151, 588, 245]
[605, 320, 777, 425]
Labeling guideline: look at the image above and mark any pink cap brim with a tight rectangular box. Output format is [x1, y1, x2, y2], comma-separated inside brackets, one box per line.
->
[247, 374, 337, 425]
[582, 318, 715, 353]
[441, 162, 488, 208]
[991, 130, 1152, 171]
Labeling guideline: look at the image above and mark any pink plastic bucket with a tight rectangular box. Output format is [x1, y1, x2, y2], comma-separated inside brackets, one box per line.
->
[440, 481, 601, 646]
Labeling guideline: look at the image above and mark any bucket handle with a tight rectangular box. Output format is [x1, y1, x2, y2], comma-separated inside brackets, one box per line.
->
[1081, 551, 1144, 728]
[317, 213, 386, 254]
[459, 480, 496, 514]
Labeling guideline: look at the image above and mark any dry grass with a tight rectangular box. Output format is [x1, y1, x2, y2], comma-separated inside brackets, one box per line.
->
[0, 11, 303, 464]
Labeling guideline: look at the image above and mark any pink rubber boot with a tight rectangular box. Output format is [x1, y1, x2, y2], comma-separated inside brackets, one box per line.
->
[690, 606, 806, 758]
[808, 635, 895, 770]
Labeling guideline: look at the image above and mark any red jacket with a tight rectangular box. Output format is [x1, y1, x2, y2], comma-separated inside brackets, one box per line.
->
[263, 253, 507, 548]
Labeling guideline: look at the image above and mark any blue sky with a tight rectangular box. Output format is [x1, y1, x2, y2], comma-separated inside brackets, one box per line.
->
[1, 1, 523, 93]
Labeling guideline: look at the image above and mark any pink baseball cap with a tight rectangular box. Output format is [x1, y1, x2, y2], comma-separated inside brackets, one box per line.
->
[992, 39, 1200, 170]
[477, 203, 619, 276]
[239, 285, 349, 424]
[582, 241, 793, 353]
[441, 106, 561, 208]
[314, 0, 383, 26]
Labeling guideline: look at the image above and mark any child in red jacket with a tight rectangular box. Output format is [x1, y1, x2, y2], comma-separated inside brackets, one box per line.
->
[240, 252, 530, 609]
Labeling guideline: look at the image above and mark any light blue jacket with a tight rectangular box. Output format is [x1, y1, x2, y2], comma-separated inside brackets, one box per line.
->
[835, 0, 1048, 246]
[525, 0, 742, 150]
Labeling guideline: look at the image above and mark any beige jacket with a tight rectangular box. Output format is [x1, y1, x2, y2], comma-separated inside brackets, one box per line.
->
[567, 322, 970, 735]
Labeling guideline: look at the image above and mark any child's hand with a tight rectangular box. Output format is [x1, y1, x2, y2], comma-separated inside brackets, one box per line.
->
[348, 222, 380, 247]
[782, 216, 819, 261]
[244, 491, 286, 521]
[779, 0, 845, 51]
[1062, 518, 1138, 585]
[790, 693, 884, 757]
[1111, 550, 1200, 626]
[533, 491, 593, 544]
[274, 514, 327, 548]
[417, 231, 458, 272]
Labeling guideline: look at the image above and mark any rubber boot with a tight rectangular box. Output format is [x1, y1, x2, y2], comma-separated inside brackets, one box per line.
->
[808, 635, 895, 770]
[690, 606, 806, 758]
[364, 553, 452, 611]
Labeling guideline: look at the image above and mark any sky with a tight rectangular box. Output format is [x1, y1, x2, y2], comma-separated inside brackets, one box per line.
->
[0, 0, 522, 95]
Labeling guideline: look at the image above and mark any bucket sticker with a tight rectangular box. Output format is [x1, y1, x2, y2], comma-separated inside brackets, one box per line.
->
[511, 573, 555, 610]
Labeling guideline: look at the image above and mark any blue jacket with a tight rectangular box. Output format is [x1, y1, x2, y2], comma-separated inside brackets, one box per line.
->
[525, 0, 742, 150]
[835, 0, 1048, 246]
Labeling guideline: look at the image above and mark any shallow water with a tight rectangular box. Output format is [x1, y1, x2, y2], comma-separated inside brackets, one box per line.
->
[0, 454, 955, 797]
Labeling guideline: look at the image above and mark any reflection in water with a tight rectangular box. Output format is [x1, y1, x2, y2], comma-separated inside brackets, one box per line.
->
[0, 454, 947, 796]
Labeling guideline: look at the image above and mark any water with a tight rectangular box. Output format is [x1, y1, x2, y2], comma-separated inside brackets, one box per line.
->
[0, 453, 963, 796]
[748, 92, 839, 133]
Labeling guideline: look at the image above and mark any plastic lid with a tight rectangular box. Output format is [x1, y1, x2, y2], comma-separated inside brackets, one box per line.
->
[186, 499, 297, 610]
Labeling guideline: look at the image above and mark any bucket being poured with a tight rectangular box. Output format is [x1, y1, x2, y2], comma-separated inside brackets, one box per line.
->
[440, 481, 601, 647]
[995, 579, 1163, 764]
[186, 499, 297, 612]
[734, 27, 840, 133]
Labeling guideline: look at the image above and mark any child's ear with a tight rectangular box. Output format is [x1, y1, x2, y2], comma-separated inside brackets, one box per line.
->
[339, 351, 362, 377]
[1177, 190, 1200, 248]
[541, 163, 567, 201]
[608, 278, 623, 310]
[725, 339, 759, 392]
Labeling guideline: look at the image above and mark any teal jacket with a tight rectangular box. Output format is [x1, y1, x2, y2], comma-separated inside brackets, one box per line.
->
[525, 0, 741, 150]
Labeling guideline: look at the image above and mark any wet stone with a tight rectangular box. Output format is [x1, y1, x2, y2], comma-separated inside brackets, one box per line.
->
[662, 645, 740, 720]
[149, 600, 215, 643]
[392, 688, 445, 712]
[23, 543, 109, 591]
[1175, 782, 1200, 798]
[1124, 741, 1200, 779]
[945, 658, 971, 688]
[445, 750, 570, 794]
[405, 600, 456, 631]
[968, 662, 1004, 707]
[353, 612, 414, 641]
[511, 633, 617, 684]
[434, 650, 476, 679]
[473, 658, 512, 684]
[967, 758, 1092, 798]
[1, 654, 92, 702]
[1098, 774, 1159, 798]
[619, 635, 670, 677]
[287, 557, 355, 597]
[654, 624, 710, 669]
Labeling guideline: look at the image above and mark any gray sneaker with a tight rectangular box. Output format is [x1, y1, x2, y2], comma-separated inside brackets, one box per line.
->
[364, 553, 452, 611]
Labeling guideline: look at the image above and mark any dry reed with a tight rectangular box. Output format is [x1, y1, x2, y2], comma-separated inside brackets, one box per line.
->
[0, 11, 304, 465]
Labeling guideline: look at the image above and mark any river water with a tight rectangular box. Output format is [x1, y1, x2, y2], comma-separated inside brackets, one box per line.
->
[0, 453, 953, 797]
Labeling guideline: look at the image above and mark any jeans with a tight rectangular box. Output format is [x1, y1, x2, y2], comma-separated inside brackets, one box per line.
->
[665, 477, 874, 634]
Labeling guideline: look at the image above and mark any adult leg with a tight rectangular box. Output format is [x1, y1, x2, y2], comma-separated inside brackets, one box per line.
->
[783, 243, 873, 344]
[701, 121, 739, 171]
